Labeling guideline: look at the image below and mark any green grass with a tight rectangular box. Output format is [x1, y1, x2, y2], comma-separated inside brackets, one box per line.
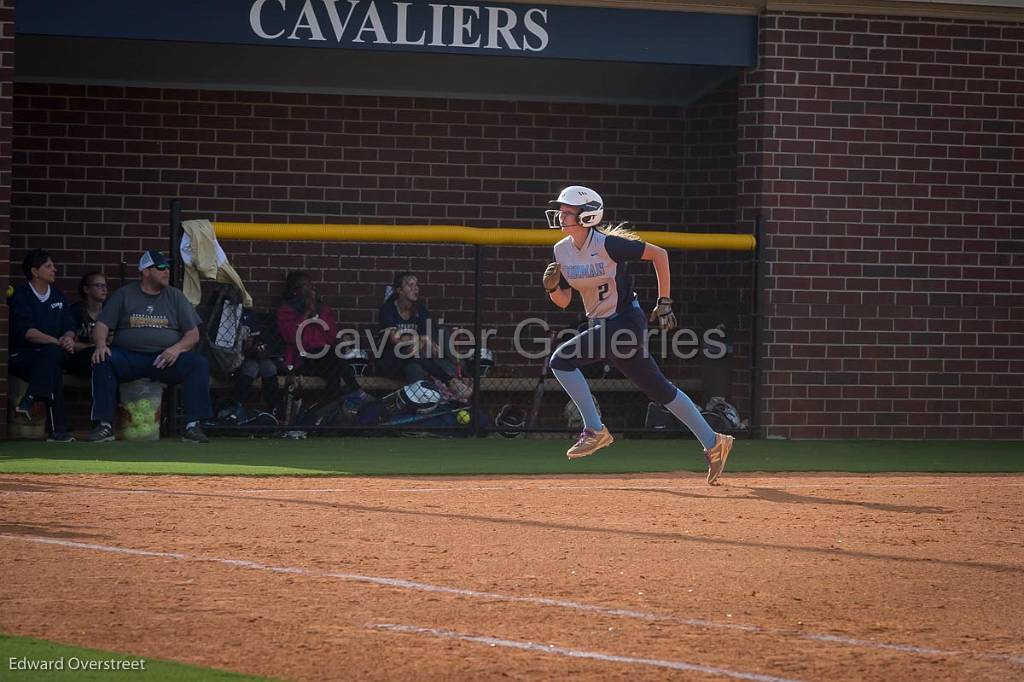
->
[0, 633, 269, 681]
[0, 437, 1022, 475]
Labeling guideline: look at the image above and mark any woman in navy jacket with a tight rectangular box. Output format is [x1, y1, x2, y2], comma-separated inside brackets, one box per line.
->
[8, 249, 76, 441]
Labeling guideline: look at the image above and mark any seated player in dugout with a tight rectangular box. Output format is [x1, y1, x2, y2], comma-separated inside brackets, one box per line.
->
[276, 270, 364, 401]
[7, 249, 77, 442]
[66, 270, 110, 376]
[542, 186, 734, 485]
[377, 271, 471, 400]
[228, 307, 283, 417]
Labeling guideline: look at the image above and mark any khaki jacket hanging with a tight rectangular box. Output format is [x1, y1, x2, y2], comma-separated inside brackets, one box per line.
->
[180, 219, 253, 308]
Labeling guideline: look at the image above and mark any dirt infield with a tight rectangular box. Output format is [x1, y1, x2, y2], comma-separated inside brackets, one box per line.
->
[1, 473, 1022, 681]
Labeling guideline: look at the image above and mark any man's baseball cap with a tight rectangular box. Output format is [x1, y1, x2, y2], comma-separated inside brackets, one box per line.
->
[138, 250, 170, 271]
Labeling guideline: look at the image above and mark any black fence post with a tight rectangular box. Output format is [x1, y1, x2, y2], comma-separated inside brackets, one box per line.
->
[749, 215, 764, 438]
[169, 199, 182, 289]
[166, 199, 182, 436]
[471, 244, 484, 437]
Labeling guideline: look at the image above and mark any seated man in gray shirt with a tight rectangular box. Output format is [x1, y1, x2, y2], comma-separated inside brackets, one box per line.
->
[85, 250, 212, 443]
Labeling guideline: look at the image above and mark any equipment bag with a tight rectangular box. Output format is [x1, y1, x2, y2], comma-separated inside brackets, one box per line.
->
[200, 283, 246, 379]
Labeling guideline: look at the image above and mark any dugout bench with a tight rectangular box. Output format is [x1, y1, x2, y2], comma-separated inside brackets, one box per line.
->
[209, 374, 700, 395]
[203, 372, 703, 434]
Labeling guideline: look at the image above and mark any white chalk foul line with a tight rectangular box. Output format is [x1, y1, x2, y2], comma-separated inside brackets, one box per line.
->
[230, 482, 1024, 494]
[5, 480, 1023, 497]
[370, 623, 804, 682]
[3, 533, 1021, 666]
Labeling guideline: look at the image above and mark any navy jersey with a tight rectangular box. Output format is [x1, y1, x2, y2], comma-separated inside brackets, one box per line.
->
[8, 282, 74, 353]
[553, 230, 646, 318]
[69, 300, 101, 344]
[240, 308, 262, 343]
[379, 297, 430, 336]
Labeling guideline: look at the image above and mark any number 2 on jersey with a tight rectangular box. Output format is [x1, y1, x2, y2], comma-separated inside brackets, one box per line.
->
[597, 283, 609, 301]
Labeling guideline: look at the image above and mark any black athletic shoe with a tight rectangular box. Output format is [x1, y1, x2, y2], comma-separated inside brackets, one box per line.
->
[46, 432, 76, 443]
[84, 422, 116, 443]
[15, 394, 34, 420]
[181, 424, 209, 444]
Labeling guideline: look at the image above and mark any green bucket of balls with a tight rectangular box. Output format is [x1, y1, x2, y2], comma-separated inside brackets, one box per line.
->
[117, 379, 164, 441]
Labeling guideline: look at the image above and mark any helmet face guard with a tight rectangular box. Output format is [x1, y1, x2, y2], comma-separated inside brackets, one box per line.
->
[494, 404, 526, 438]
[341, 348, 369, 376]
[545, 186, 604, 229]
[382, 380, 441, 415]
[544, 209, 565, 229]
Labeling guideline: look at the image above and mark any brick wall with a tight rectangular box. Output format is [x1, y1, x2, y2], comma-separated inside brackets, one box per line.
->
[0, 0, 14, 438]
[13, 14, 1023, 440]
[740, 13, 1024, 439]
[11, 85, 744, 430]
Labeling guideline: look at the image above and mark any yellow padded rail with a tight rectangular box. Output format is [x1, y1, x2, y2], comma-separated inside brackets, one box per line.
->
[212, 222, 756, 251]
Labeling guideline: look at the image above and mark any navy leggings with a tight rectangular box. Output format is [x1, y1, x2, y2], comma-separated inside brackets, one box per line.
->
[9, 344, 68, 434]
[548, 307, 677, 405]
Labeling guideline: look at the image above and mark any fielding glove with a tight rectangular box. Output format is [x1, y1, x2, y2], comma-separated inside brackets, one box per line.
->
[649, 297, 677, 331]
[542, 262, 562, 293]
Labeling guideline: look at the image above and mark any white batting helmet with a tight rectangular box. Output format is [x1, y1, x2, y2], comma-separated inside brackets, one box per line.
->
[545, 185, 604, 229]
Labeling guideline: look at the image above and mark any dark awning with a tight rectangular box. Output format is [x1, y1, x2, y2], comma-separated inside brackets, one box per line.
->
[16, 1, 756, 105]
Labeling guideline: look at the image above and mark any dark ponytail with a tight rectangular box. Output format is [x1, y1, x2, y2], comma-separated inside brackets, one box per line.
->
[386, 271, 415, 304]
[283, 271, 310, 301]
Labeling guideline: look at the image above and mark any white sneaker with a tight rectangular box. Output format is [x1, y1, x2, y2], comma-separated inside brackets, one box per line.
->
[567, 427, 614, 460]
[704, 433, 734, 485]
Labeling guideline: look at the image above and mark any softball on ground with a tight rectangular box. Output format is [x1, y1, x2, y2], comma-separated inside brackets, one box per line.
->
[456, 409, 471, 425]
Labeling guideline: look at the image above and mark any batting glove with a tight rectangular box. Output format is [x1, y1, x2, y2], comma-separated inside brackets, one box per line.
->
[543, 262, 562, 293]
[649, 297, 677, 331]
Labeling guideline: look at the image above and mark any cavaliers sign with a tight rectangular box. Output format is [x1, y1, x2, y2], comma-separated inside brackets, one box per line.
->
[19, 0, 757, 66]
[250, 0, 551, 52]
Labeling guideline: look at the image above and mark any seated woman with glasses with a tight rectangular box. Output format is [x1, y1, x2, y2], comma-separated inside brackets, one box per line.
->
[66, 271, 109, 376]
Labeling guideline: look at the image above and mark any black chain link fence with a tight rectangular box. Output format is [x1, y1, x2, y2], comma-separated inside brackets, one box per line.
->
[170, 217, 755, 440]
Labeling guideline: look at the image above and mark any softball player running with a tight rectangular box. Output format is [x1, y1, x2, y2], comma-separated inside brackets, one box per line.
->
[543, 186, 733, 484]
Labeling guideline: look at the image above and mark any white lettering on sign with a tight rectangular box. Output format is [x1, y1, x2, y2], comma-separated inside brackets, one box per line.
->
[353, 2, 389, 43]
[429, 3, 445, 46]
[250, 0, 287, 38]
[485, 6, 518, 50]
[323, 0, 364, 40]
[289, 0, 326, 40]
[523, 8, 548, 51]
[394, 2, 426, 45]
[450, 5, 479, 48]
[250, 0, 549, 52]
